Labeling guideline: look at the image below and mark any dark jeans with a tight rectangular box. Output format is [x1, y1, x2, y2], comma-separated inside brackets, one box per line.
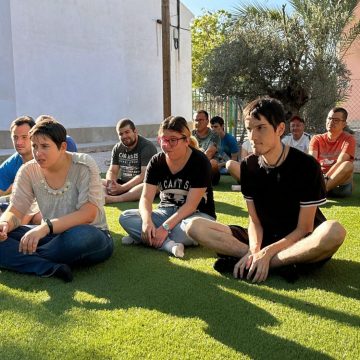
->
[0, 224, 114, 277]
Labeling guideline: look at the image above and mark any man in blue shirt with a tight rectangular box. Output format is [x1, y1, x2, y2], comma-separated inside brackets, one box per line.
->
[0, 116, 36, 197]
[210, 116, 239, 174]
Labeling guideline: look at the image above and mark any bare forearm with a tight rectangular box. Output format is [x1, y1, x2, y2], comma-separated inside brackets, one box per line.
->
[139, 198, 153, 223]
[248, 221, 262, 253]
[0, 211, 22, 232]
[106, 169, 118, 181]
[326, 161, 342, 177]
[264, 227, 310, 259]
[46, 204, 97, 234]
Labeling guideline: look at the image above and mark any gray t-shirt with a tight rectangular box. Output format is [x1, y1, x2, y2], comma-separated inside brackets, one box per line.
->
[111, 135, 157, 182]
[11, 153, 108, 230]
[192, 129, 221, 160]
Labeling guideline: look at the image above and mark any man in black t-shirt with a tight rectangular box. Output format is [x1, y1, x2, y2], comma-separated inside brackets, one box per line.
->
[103, 118, 157, 203]
[186, 97, 346, 283]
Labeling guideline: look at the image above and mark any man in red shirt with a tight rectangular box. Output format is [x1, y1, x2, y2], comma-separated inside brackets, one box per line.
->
[309, 107, 356, 197]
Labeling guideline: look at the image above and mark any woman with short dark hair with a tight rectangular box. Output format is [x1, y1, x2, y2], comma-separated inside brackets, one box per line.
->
[0, 117, 113, 282]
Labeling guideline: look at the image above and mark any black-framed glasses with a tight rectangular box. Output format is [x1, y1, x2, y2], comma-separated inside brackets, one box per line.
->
[158, 136, 187, 147]
[327, 117, 345, 124]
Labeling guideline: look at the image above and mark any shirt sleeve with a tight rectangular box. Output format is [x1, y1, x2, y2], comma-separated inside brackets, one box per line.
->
[110, 144, 119, 166]
[211, 132, 221, 149]
[300, 157, 326, 207]
[343, 134, 356, 160]
[240, 156, 255, 201]
[76, 155, 105, 209]
[10, 164, 35, 215]
[308, 135, 320, 156]
[144, 153, 161, 185]
[228, 135, 239, 154]
[140, 141, 158, 167]
[0, 154, 21, 192]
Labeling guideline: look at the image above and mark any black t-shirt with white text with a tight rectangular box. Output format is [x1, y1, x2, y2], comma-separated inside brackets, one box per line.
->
[111, 135, 157, 182]
[145, 147, 216, 219]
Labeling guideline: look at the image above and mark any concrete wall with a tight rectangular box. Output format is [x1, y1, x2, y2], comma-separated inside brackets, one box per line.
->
[341, 5, 360, 125]
[0, 0, 193, 146]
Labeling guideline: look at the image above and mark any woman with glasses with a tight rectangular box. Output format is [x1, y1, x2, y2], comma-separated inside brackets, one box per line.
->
[119, 116, 216, 257]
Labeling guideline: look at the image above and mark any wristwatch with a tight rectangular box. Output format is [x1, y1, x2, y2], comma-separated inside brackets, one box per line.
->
[162, 223, 171, 233]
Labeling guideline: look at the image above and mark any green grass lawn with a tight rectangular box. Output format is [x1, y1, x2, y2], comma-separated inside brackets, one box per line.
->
[1, 175, 359, 359]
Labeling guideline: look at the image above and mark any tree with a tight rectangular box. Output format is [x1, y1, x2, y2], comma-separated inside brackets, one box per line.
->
[197, 0, 360, 131]
[191, 10, 231, 88]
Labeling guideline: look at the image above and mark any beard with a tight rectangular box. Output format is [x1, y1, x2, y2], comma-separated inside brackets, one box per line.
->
[122, 136, 137, 148]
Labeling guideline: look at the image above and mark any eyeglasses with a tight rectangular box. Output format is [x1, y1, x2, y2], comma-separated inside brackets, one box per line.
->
[327, 117, 345, 124]
[158, 136, 187, 147]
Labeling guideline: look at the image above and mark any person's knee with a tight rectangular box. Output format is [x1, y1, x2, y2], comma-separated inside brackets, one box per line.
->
[226, 160, 235, 171]
[318, 220, 346, 250]
[328, 220, 346, 248]
[185, 217, 205, 240]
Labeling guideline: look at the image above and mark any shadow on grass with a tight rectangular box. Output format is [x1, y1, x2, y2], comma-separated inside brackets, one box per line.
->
[2, 245, 358, 359]
[215, 200, 247, 216]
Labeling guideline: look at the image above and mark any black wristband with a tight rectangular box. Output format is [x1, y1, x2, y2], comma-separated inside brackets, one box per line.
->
[44, 218, 53, 234]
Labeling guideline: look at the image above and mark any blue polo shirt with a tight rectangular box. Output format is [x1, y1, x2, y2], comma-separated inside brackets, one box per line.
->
[0, 153, 23, 192]
[221, 133, 239, 157]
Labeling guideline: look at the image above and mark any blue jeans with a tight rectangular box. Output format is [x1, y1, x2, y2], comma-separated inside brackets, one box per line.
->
[119, 206, 215, 252]
[0, 224, 114, 277]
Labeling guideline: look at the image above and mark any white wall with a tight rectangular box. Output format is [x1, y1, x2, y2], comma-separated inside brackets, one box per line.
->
[0, 0, 16, 126]
[0, 0, 193, 132]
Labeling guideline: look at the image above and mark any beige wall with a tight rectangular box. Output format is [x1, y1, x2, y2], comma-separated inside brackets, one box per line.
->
[341, 5, 360, 125]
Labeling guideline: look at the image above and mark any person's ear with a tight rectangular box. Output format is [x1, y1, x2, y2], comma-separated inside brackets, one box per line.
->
[277, 122, 286, 137]
[61, 141, 67, 151]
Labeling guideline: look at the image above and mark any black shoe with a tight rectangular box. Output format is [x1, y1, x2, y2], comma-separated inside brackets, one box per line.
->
[53, 264, 73, 283]
[272, 264, 299, 283]
[213, 257, 239, 274]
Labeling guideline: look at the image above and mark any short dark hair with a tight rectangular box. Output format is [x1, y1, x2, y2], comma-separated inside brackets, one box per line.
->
[331, 107, 348, 121]
[116, 118, 136, 132]
[30, 116, 67, 150]
[10, 116, 35, 132]
[210, 116, 224, 127]
[196, 110, 209, 120]
[243, 97, 285, 130]
[290, 115, 304, 123]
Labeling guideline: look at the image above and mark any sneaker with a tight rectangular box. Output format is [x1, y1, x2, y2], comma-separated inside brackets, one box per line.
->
[121, 235, 137, 245]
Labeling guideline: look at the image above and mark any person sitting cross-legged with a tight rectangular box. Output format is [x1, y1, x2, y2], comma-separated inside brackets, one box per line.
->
[309, 107, 356, 197]
[103, 118, 157, 204]
[0, 117, 113, 282]
[119, 116, 216, 258]
[186, 97, 345, 283]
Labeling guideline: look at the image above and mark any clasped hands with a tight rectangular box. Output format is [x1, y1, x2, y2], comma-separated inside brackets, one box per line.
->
[141, 221, 169, 248]
[106, 180, 125, 196]
[233, 248, 272, 283]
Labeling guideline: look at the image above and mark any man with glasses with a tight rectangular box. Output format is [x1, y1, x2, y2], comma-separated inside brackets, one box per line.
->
[103, 118, 157, 203]
[309, 107, 356, 197]
[192, 110, 221, 185]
